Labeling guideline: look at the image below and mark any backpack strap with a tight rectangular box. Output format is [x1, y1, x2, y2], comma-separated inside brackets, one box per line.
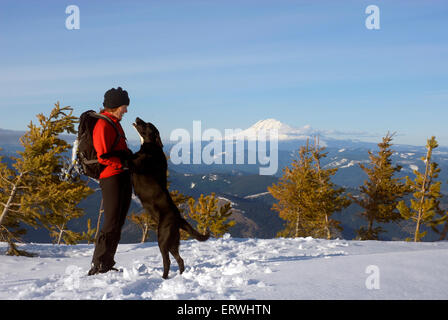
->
[90, 112, 124, 153]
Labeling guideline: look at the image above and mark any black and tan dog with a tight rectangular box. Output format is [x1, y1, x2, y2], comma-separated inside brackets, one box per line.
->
[106, 117, 209, 279]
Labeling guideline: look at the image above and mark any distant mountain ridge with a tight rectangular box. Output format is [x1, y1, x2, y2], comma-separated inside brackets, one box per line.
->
[2, 121, 448, 243]
[2, 118, 447, 151]
[0, 128, 27, 146]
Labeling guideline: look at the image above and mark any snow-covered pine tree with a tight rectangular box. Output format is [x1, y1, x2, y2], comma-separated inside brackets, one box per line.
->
[352, 132, 410, 240]
[187, 193, 235, 238]
[397, 136, 445, 242]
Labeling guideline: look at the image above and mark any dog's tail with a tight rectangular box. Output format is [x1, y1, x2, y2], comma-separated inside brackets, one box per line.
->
[179, 219, 210, 241]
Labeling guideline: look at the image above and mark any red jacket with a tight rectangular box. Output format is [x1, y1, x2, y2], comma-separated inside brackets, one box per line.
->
[93, 111, 128, 179]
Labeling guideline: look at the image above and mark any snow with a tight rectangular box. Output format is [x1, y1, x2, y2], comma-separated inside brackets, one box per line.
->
[202, 174, 218, 181]
[399, 153, 416, 159]
[217, 196, 237, 206]
[224, 118, 324, 143]
[340, 160, 358, 168]
[1, 237, 447, 300]
[325, 158, 349, 168]
[325, 158, 369, 169]
[244, 191, 271, 199]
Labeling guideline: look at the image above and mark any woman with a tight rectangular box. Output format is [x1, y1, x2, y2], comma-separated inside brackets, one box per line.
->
[88, 87, 133, 275]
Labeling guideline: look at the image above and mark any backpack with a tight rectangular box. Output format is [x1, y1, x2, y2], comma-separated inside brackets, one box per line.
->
[76, 110, 122, 179]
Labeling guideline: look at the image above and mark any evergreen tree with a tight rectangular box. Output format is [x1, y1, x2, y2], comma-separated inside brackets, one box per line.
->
[0, 153, 30, 255]
[0, 103, 93, 252]
[397, 136, 445, 241]
[26, 104, 93, 244]
[352, 133, 410, 240]
[268, 140, 350, 239]
[81, 218, 96, 244]
[311, 140, 351, 239]
[40, 177, 93, 244]
[188, 193, 235, 238]
[0, 154, 37, 244]
[128, 188, 191, 242]
[128, 211, 158, 243]
[269, 142, 315, 238]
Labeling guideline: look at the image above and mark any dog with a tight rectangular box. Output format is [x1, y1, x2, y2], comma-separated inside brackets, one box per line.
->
[104, 117, 209, 279]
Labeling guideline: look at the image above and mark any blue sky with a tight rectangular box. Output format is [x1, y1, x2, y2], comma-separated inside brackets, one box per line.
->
[0, 0, 447, 146]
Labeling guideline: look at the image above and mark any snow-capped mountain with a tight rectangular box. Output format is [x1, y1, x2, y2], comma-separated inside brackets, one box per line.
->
[224, 118, 320, 142]
[219, 118, 392, 151]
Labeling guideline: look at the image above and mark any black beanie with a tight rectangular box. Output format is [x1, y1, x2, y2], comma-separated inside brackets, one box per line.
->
[103, 87, 130, 109]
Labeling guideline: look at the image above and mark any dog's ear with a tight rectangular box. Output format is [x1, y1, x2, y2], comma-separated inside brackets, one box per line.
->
[155, 132, 163, 148]
[148, 122, 163, 148]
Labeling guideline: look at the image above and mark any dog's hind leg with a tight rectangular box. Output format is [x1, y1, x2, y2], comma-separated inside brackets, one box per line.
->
[169, 246, 184, 275]
[160, 246, 171, 279]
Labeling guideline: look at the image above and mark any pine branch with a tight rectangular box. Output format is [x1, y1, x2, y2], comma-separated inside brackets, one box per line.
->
[0, 172, 14, 186]
[0, 225, 24, 243]
[4, 208, 27, 215]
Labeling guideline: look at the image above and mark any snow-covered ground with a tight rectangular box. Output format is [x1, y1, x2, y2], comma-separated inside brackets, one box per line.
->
[1, 236, 447, 300]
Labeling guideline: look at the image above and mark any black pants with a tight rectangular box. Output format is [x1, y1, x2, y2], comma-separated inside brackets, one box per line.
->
[91, 170, 132, 269]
